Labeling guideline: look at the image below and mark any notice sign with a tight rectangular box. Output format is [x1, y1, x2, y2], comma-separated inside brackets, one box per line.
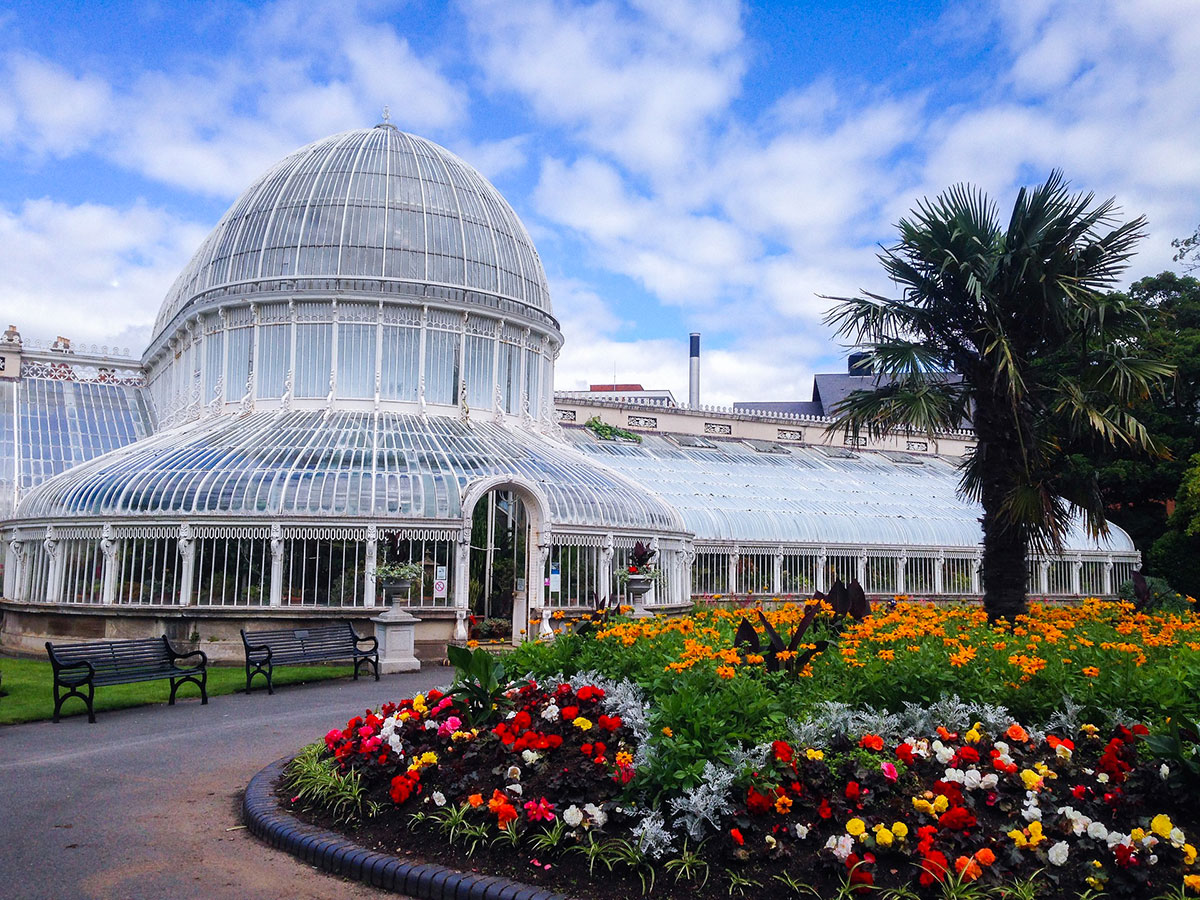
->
[433, 565, 448, 599]
[549, 562, 561, 593]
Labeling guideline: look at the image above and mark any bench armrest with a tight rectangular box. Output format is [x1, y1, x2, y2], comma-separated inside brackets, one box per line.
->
[50, 657, 95, 685]
[354, 633, 379, 652]
[172, 647, 208, 667]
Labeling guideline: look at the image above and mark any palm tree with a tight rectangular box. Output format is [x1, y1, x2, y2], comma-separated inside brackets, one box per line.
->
[823, 171, 1171, 621]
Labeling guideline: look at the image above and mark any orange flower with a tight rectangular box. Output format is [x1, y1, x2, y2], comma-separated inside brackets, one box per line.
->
[468, 793, 484, 808]
[954, 856, 983, 881]
[1005, 724, 1030, 743]
[1082, 666, 1101, 677]
[716, 665, 736, 679]
[974, 848, 996, 866]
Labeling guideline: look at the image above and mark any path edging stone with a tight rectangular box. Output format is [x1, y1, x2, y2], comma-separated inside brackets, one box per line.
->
[243, 757, 573, 900]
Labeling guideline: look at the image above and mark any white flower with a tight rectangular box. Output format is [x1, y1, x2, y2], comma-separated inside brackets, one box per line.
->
[540, 705, 560, 721]
[979, 774, 998, 790]
[1170, 827, 1186, 848]
[932, 741, 955, 765]
[1087, 821, 1108, 841]
[826, 834, 854, 861]
[432, 791, 446, 807]
[1160, 763, 1171, 780]
[563, 805, 583, 827]
[963, 769, 982, 791]
[507, 765, 522, 781]
[1096, 772, 1110, 784]
[993, 741, 1009, 755]
[521, 749, 542, 765]
[1056, 744, 1073, 760]
[1022, 805, 1042, 822]
[943, 767, 964, 783]
[1048, 841, 1069, 866]
[423, 720, 438, 730]
[794, 824, 809, 840]
[1149, 854, 1159, 866]
[507, 783, 523, 796]
[1107, 832, 1131, 849]
[584, 803, 607, 828]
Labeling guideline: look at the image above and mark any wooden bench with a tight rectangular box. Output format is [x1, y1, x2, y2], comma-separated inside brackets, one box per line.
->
[46, 636, 208, 724]
[240, 622, 379, 694]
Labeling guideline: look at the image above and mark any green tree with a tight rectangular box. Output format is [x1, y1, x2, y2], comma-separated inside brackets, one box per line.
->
[824, 172, 1171, 620]
[1069, 273, 1200, 582]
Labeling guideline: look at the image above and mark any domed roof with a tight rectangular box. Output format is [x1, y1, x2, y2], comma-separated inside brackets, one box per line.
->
[153, 126, 551, 340]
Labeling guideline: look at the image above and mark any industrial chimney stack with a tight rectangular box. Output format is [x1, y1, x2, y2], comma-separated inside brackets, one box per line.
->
[689, 332, 700, 408]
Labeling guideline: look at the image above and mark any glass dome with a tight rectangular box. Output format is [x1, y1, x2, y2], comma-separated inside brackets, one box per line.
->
[152, 125, 552, 343]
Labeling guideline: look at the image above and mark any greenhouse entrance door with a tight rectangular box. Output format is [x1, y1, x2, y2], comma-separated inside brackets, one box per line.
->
[468, 489, 530, 645]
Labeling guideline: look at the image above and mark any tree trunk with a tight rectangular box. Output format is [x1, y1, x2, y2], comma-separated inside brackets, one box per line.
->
[975, 394, 1031, 622]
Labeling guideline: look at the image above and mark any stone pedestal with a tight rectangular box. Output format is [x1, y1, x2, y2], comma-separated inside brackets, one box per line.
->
[372, 607, 421, 673]
[627, 577, 654, 618]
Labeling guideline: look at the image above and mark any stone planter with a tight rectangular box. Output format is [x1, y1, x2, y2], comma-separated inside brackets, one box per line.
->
[380, 577, 412, 606]
[626, 574, 653, 617]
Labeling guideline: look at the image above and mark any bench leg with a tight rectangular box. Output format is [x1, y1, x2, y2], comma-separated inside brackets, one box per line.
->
[53, 681, 96, 724]
[170, 672, 209, 706]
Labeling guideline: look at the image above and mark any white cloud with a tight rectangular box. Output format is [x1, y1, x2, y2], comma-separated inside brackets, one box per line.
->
[463, 0, 745, 175]
[0, 199, 204, 351]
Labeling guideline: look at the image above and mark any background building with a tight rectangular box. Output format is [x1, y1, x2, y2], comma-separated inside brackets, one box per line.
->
[0, 124, 1139, 661]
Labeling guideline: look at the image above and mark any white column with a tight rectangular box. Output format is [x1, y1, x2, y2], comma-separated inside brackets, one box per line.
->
[934, 551, 944, 595]
[816, 548, 827, 593]
[268, 523, 283, 607]
[772, 547, 783, 596]
[457, 312, 468, 418]
[363, 524, 377, 609]
[896, 552, 907, 595]
[100, 524, 118, 604]
[971, 551, 982, 595]
[1039, 559, 1051, 595]
[454, 527, 471, 641]
[1071, 556, 1083, 596]
[1103, 555, 1114, 596]
[44, 526, 62, 603]
[177, 523, 195, 606]
[728, 547, 739, 596]
[857, 551, 867, 587]
[5, 536, 23, 600]
[598, 533, 614, 604]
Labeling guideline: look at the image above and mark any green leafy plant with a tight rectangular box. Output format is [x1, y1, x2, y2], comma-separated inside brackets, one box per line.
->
[568, 832, 616, 876]
[446, 644, 510, 726]
[726, 871, 761, 896]
[664, 838, 710, 887]
[527, 819, 568, 854]
[283, 743, 378, 824]
[1145, 716, 1200, 785]
[376, 561, 424, 583]
[584, 415, 641, 443]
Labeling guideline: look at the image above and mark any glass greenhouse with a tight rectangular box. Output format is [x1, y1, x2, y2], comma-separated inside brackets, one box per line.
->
[0, 123, 1139, 655]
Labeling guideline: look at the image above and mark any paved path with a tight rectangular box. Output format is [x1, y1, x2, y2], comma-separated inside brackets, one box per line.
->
[0, 668, 448, 900]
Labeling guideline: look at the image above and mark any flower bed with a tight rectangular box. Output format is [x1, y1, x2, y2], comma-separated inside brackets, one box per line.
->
[285, 600, 1200, 898]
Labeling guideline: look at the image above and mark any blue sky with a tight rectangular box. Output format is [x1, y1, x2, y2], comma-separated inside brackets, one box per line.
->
[0, 0, 1197, 406]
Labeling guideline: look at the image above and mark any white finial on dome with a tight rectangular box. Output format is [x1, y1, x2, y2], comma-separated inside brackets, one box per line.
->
[381, 105, 391, 126]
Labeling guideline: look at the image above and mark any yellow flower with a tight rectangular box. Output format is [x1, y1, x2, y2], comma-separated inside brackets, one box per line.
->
[1133, 827, 1147, 843]
[1020, 769, 1043, 791]
[661, 726, 674, 738]
[1185, 874, 1200, 893]
[616, 750, 634, 767]
[891, 822, 908, 839]
[1152, 814, 1174, 839]
[932, 794, 949, 814]
[912, 798, 934, 816]
[1185, 844, 1197, 866]
[874, 826, 894, 847]
[1009, 828, 1027, 848]
[573, 716, 593, 731]
[805, 748, 824, 761]
[846, 818, 866, 837]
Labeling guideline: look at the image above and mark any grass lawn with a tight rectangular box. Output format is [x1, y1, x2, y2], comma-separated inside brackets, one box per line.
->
[0, 655, 353, 725]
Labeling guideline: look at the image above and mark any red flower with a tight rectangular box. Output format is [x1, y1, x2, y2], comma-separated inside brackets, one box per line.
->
[1072, 784, 1087, 799]
[747, 786, 773, 815]
[955, 746, 980, 764]
[818, 798, 832, 819]
[937, 807, 976, 831]
[772, 741, 794, 763]
[730, 828, 744, 846]
[628, 565, 639, 574]
[560, 706, 580, 721]
[577, 685, 605, 702]
[845, 781, 860, 801]
[895, 743, 915, 765]
[513, 711, 532, 731]
[919, 850, 949, 886]
[858, 734, 884, 751]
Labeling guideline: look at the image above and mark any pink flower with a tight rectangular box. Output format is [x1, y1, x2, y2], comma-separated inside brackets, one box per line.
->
[358, 725, 374, 739]
[881, 762, 898, 782]
[362, 736, 382, 753]
[524, 797, 556, 822]
[324, 729, 341, 748]
[437, 715, 463, 738]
